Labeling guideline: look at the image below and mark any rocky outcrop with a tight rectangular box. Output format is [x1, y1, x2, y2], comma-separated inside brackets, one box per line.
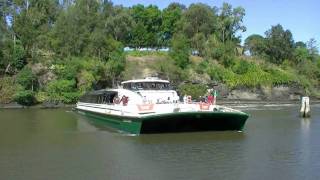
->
[227, 89, 262, 100]
[30, 63, 57, 89]
[216, 84, 306, 101]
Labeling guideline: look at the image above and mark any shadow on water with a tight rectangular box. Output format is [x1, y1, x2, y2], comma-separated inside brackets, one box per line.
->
[131, 131, 246, 144]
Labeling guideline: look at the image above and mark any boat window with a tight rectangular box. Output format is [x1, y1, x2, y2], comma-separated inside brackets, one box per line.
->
[122, 82, 171, 90]
[79, 91, 118, 104]
[137, 83, 143, 90]
[123, 83, 131, 89]
[102, 96, 107, 104]
[98, 96, 102, 104]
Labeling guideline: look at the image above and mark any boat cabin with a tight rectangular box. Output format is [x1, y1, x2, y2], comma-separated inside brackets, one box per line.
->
[121, 77, 171, 91]
[79, 90, 118, 104]
[121, 77, 179, 103]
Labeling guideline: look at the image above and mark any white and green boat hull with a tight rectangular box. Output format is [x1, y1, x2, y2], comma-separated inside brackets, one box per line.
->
[76, 106, 249, 134]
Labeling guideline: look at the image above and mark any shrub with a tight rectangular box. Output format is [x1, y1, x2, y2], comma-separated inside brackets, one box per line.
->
[221, 55, 236, 68]
[12, 40, 26, 70]
[53, 64, 78, 80]
[35, 91, 49, 103]
[16, 67, 37, 90]
[14, 90, 36, 106]
[46, 79, 81, 104]
[0, 77, 20, 104]
[232, 60, 252, 74]
[178, 83, 207, 100]
[207, 65, 236, 84]
[170, 34, 190, 69]
[268, 69, 297, 85]
[60, 92, 82, 104]
[194, 60, 209, 74]
[77, 70, 95, 92]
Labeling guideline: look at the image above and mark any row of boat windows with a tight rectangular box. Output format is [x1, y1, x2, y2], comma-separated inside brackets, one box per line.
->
[79, 93, 117, 104]
[123, 82, 170, 90]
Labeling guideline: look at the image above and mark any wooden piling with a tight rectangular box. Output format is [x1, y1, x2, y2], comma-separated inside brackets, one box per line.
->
[300, 97, 310, 117]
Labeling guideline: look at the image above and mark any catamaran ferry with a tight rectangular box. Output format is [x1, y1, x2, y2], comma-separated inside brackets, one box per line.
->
[75, 77, 249, 134]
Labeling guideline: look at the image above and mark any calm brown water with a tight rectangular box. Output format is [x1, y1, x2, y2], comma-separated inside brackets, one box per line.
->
[0, 104, 320, 180]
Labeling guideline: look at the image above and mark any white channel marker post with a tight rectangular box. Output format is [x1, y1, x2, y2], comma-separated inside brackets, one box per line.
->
[300, 96, 310, 118]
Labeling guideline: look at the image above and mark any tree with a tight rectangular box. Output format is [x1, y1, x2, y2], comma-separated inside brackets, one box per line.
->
[295, 41, 306, 48]
[13, 0, 60, 60]
[105, 48, 126, 87]
[191, 33, 206, 56]
[244, 34, 266, 56]
[90, 34, 124, 63]
[216, 3, 246, 43]
[0, 12, 6, 73]
[264, 24, 294, 64]
[51, 0, 99, 57]
[205, 34, 237, 65]
[160, 3, 184, 46]
[307, 38, 319, 61]
[307, 38, 318, 54]
[129, 21, 148, 47]
[180, 3, 216, 39]
[169, 34, 190, 69]
[105, 7, 135, 43]
[130, 4, 162, 47]
[0, 0, 14, 74]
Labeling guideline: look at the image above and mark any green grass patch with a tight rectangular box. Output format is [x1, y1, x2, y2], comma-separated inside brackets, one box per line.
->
[207, 60, 298, 88]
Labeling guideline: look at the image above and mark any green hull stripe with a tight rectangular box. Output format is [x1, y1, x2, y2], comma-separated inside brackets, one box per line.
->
[80, 110, 142, 134]
[77, 109, 249, 134]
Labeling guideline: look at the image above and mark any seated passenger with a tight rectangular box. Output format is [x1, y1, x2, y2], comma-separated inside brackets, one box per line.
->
[120, 95, 129, 106]
[113, 96, 120, 104]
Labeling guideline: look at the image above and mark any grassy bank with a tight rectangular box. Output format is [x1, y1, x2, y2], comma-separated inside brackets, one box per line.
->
[1, 52, 319, 106]
[124, 53, 320, 98]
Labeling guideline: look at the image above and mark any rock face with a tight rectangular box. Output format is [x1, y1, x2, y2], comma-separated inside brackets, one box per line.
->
[216, 84, 305, 101]
[30, 63, 57, 89]
[227, 89, 262, 100]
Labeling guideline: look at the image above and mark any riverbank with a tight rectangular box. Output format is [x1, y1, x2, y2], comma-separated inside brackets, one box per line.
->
[0, 102, 75, 109]
[1, 99, 320, 109]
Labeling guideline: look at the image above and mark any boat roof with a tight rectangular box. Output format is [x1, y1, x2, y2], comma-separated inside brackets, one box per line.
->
[121, 77, 169, 84]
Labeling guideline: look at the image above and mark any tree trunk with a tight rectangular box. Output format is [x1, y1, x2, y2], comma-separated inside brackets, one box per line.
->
[222, 29, 225, 43]
[26, 0, 29, 13]
[5, 63, 11, 73]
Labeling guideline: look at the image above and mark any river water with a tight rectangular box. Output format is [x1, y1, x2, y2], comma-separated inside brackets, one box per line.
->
[0, 104, 320, 180]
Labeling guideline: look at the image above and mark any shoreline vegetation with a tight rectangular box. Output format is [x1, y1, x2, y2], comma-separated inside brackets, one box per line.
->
[2, 99, 320, 109]
[1, 1, 319, 107]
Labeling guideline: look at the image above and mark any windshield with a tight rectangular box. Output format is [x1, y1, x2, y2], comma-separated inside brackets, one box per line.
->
[123, 82, 171, 90]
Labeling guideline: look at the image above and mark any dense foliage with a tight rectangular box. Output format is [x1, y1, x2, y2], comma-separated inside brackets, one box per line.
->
[0, 0, 319, 105]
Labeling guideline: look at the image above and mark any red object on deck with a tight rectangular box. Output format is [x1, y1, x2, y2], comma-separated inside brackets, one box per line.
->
[137, 104, 154, 111]
[121, 96, 129, 106]
[207, 95, 213, 104]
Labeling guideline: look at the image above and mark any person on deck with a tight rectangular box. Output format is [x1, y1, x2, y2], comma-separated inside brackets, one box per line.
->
[120, 95, 129, 106]
[207, 94, 213, 104]
[113, 95, 120, 104]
